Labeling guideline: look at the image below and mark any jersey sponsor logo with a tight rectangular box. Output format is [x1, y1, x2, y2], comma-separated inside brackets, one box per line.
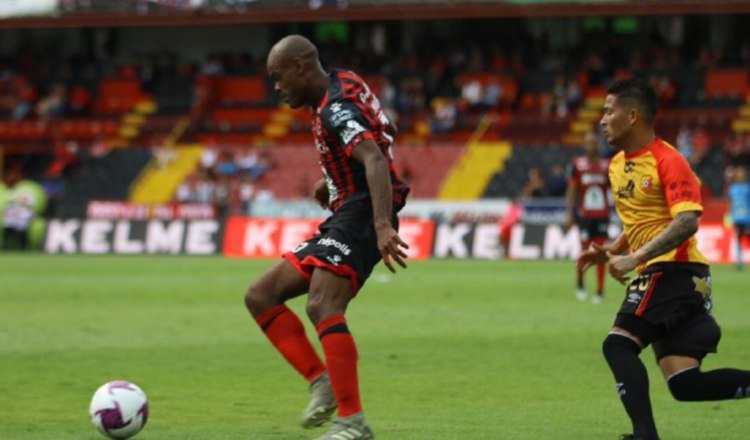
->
[581, 173, 607, 185]
[624, 161, 635, 174]
[641, 175, 653, 193]
[329, 109, 354, 127]
[340, 120, 366, 145]
[330, 102, 342, 113]
[627, 292, 642, 304]
[316, 237, 352, 255]
[617, 180, 636, 199]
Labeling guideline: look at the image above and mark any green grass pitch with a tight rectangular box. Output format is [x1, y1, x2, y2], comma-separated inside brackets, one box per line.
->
[1, 255, 748, 439]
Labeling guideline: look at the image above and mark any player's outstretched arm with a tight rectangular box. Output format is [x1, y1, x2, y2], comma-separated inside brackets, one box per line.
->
[351, 139, 409, 273]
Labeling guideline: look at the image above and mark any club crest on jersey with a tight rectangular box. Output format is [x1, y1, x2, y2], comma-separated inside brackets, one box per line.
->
[641, 175, 653, 193]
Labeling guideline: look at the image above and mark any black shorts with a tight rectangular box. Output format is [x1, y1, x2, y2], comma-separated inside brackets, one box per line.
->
[578, 217, 609, 242]
[613, 263, 721, 361]
[283, 197, 398, 295]
[736, 223, 750, 236]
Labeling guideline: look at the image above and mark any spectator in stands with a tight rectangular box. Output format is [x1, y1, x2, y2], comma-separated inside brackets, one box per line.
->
[522, 166, 546, 198]
[10, 76, 35, 121]
[36, 83, 67, 118]
[461, 78, 482, 111]
[565, 79, 582, 113]
[544, 75, 569, 118]
[67, 85, 91, 115]
[216, 150, 238, 176]
[195, 170, 216, 204]
[176, 173, 199, 203]
[691, 124, 710, 166]
[240, 177, 255, 215]
[214, 175, 231, 220]
[483, 80, 503, 110]
[676, 124, 694, 160]
[254, 186, 275, 203]
[652, 75, 676, 107]
[546, 163, 567, 197]
[430, 98, 456, 133]
[2, 195, 34, 251]
[201, 146, 218, 171]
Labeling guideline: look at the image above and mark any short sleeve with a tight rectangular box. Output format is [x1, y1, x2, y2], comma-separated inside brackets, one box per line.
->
[657, 150, 703, 217]
[321, 98, 375, 156]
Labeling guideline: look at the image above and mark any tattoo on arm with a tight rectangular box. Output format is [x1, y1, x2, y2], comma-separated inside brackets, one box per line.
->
[634, 211, 699, 262]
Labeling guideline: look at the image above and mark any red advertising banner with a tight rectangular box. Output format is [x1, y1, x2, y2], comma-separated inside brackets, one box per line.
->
[87, 201, 215, 220]
[223, 217, 434, 260]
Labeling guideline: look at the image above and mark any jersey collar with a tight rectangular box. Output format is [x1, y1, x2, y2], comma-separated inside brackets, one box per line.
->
[624, 137, 661, 159]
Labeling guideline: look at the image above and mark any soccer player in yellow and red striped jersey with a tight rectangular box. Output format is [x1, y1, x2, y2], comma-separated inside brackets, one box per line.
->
[577, 78, 750, 440]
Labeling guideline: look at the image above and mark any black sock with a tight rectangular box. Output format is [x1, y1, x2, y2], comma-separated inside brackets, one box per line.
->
[602, 334, 660, 440]
[668, 367, 750, 401]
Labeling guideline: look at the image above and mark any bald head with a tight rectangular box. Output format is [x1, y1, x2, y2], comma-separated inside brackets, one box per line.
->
[267, 35, 328, 109]
[268, 34, 319, 68]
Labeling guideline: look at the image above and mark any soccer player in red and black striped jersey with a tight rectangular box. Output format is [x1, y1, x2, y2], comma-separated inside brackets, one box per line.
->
[244, 35, 409, 440]
[565, 131, 612, 303]
[578, 78, 750, 440]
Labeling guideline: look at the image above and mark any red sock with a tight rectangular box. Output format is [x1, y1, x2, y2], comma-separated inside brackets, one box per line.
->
[256, 305, 325, 382]
[596, 263, 606, 295]
[317, 315, 362, 418]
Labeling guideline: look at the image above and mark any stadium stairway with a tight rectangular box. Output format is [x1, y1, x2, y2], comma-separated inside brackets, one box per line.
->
[129, 144, 203, 203]
[731, 95, 750, 134]
[563, 91, 605, 145]
[438, 140, 512, 199]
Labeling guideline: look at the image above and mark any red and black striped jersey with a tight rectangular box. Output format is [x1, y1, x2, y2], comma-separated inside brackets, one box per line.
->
[311, 69, 409, 212]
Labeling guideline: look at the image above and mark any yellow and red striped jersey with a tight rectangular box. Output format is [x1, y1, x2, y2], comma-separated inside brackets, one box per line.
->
[609, 138, 708, 271]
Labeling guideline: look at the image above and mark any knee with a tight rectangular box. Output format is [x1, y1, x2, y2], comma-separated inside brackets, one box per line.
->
[305, 290, 326, 325]
[667, 368, 699, 402]
[602, 333, 641, 360]
[244, 281, 273, 317]
[305, 286, 346, 326]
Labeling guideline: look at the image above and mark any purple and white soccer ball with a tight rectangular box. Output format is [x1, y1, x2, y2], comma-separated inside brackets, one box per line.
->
[89, 381, 149, 439]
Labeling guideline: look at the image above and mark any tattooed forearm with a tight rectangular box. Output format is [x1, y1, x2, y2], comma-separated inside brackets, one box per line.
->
[633, 211, 699, 262]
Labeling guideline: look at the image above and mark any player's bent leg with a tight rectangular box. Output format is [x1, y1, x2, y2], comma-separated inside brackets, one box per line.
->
[308, 268, 373, 439]
[245, 259, 308, 318]
[603, 328, 660, 440]
[245, 259, 328, 420]
[661, 355, 750, 401]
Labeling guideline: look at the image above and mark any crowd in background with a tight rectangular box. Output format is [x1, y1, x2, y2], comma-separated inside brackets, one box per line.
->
[2, 16, 750, 125]
[3, 16, 750, 226]
[175, 146, 276, 218]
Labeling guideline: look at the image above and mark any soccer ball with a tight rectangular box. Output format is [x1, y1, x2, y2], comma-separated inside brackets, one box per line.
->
[89, 381, 149, 439]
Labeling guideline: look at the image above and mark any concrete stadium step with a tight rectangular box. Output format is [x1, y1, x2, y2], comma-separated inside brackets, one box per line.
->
[438, 141, 512, 200]
[129, 144, 203, 203]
